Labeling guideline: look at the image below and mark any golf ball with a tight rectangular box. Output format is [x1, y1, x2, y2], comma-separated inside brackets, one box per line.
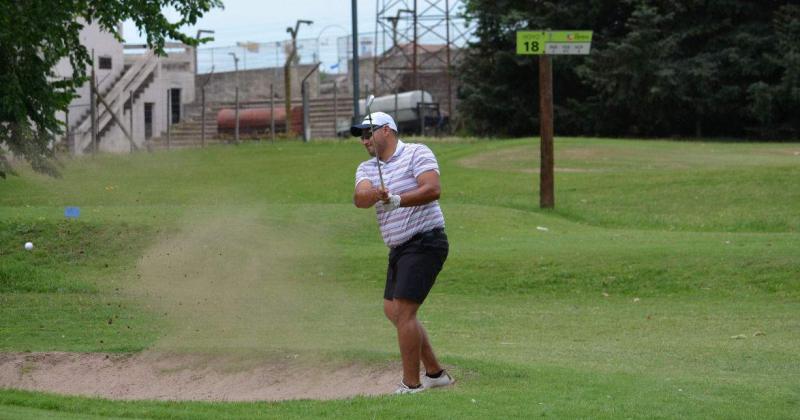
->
[24, 242, 33, 251]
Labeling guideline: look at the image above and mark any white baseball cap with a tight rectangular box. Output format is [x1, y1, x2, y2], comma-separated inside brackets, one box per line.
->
[350, 112, 398, 137]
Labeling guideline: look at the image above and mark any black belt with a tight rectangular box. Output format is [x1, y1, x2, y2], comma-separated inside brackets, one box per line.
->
[408, 227, 445, 243]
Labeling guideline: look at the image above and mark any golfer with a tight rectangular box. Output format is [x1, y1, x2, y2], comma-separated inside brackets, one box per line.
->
[351, 112, 454, 394]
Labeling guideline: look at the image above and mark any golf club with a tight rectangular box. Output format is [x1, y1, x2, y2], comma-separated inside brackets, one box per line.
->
[365, 94, 385, 190]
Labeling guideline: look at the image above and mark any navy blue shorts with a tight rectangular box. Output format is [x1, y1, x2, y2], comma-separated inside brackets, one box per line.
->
[384, 228, 449, 303]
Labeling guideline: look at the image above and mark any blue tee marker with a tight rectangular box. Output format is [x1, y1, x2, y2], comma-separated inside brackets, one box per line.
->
[64, 207, 80, 219]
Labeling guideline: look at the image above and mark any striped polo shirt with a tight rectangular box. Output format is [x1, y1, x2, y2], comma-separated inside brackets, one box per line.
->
[355, 140, 446, 248]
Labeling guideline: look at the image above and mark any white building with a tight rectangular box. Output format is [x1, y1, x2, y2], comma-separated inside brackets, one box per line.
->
[55, 22, 196, 154]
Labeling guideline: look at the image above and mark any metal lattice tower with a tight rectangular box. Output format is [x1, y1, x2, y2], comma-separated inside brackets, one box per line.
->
[373, 0, 473, 119]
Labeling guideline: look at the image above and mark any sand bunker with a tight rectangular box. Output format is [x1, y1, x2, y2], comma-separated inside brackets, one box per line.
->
[0, 352, 400, 401]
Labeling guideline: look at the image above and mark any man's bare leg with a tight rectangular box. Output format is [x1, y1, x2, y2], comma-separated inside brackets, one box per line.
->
[384, 299, 444, 386]
[417, 320, 442, 375]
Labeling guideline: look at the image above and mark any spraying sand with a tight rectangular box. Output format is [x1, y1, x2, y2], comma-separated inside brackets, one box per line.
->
[0, 207, 410, 401]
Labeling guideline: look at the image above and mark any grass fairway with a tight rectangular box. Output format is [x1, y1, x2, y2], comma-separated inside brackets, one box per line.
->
[1, 137, 799, 418]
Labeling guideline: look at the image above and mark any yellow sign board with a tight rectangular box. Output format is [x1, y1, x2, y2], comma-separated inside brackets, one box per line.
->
[517, 31, 593, 55]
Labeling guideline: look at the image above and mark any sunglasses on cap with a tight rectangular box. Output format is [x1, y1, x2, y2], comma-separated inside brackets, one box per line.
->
[361, 124, 387, 140]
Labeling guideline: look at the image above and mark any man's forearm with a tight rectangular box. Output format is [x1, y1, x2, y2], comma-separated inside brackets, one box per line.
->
[397, 183, 440, 207]
[354, 187, 380, 208]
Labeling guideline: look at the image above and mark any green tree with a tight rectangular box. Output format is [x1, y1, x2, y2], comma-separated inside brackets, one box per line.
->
[768, 4, 800, 137]
[458, 0, 632, 137]
[458, 0, 798, 139]
[0, 0, 222, 178]
[578, 1, 682, 136]
[457, 2, 534, 136]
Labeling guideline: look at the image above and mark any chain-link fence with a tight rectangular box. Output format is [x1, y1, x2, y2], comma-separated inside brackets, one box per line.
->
[195, 23, 474, 76]
[196, 33, 379, 75]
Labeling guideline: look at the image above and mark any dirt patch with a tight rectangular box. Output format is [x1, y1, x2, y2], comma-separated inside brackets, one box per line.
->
[0, 352, 400, 401]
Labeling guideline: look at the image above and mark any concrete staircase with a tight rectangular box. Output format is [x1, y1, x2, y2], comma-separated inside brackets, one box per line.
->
[308, 96, 356, 139]
[147, 102, 226, 150]
[73, 52, 158, 154]
[147, 95, 357, 149]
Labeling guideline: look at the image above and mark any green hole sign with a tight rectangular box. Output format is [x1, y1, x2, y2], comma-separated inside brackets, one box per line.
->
[516, 31, 547, 55]
[517, 31, 593, 55]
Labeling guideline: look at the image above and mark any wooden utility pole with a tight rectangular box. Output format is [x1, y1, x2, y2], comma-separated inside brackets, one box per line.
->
[270, 83, 275, 143]
[199, 67, 214, 147]
[234, 82, 239, 143]
[333, 81, 338, 139]
[166, 90, 171, 150]
[539, 55, 554, 208]
[65, 108, 71, 154]
[129, 90, 134, 153]
[90, 65, 98, 155]
[228, 52, 240, 144]
[201, 86, 206, 147]
[285, 20, 313, 136]
[517, 30, 593, 209]
[284, 54, 293, 136]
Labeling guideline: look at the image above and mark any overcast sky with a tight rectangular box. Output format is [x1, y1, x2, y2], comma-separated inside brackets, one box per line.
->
[123, 0, 378, 47]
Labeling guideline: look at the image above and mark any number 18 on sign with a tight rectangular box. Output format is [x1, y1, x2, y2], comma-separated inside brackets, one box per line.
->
[517, 31, 546, 55]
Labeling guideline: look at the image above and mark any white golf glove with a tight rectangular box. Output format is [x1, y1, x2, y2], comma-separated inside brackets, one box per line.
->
[377, 194, 401, 212]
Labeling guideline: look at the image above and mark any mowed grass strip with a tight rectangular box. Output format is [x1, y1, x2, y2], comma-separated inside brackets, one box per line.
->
[0, 220, 161, 352]
[0, 137, 798, 418]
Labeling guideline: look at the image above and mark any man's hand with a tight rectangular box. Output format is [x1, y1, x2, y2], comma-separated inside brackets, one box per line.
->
[375, 187, 401, 211]
[355, 181, 401, 210]
[377, 187, 390, 203]
[375, 195, 401, 212]
[354, 180, 383, 208]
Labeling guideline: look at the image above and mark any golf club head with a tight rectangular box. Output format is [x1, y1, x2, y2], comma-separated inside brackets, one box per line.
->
[365, 95, 375, 115]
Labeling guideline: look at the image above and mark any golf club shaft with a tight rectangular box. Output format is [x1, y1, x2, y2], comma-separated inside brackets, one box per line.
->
[365, 95, 385, 190]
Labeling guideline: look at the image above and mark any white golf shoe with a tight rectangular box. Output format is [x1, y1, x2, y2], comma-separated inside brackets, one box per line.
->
[421, 370, 455, 389]
[394, 381, 426, 395]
